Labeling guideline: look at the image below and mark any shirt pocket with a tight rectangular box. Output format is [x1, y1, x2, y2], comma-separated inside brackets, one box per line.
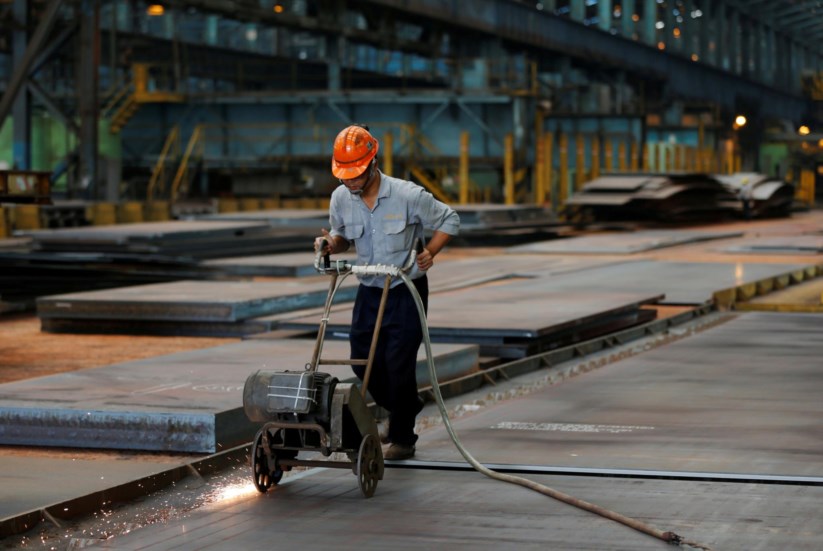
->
[343, 224, 364, 241]
[382, 219, 409, 253]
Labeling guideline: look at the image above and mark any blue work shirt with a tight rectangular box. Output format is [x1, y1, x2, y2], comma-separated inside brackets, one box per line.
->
[328, 172, 460, 288]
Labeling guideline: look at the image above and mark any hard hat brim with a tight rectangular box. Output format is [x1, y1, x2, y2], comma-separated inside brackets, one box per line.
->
[331, 159, 369, 180]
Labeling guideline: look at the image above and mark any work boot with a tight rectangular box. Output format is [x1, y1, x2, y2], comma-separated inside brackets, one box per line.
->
[384, 443, 415, 460]
[379, 421, 390, 444]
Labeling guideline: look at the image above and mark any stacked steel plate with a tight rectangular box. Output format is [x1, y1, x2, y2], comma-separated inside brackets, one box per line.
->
[566, 173, 739, 222]
[451, 204, 564, 245]
[23, 220, 312, 258]
[713, 172, 796, 218]
[201, 204, 566, 247]
[0, 220, 315, 312]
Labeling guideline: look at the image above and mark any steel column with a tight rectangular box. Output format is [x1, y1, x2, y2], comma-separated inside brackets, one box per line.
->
[11, 0, 31, 169]
[597, 0, 611, 32]
[621, 0, 635, 38]
[681, 0, 694, 58]
[77, 0, 100, 198]
[728, 8, 739, 74]
[698, 3, 712, 65]
[753, 21, 764, 83]
[570, 0, 585, 23]
[663, 0, 675, 52]
[504, 133, 513, 205]
[641, 0, 656, 45]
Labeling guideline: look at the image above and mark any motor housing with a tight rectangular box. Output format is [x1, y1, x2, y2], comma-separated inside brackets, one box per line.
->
[243, 370, 338, 426]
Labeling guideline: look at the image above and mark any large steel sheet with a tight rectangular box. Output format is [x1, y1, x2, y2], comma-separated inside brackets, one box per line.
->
[203, 251, 357, 277]
[198, 208, 330, 228]
[22, 220, 314, 258]
[429, 253, 633, 287]
[37, 279, 358, 322]
[281, 276, 661, 339]
[23, 220, 275, 244]
[722, 235, 823, 255]
[81, 467, 821, 551]
[0, 339, 478, 453]
[246, 256, 636, 333]
[0, 451, 192, 521]
[39, 317, 279, 337]
[417, 312, 823, 477]
[522, 260, 807, 305]
[453, 204, 554, 229]
[510, 230, 743, 254]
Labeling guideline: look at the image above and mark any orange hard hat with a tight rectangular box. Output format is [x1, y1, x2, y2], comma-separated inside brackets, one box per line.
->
[331, 125, 379, 179]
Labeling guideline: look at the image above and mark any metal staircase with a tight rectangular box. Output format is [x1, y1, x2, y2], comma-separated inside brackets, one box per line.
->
[101, 63, 184, 134]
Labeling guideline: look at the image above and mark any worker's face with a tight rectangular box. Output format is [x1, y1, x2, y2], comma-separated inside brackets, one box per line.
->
[340, 162, 375, 195]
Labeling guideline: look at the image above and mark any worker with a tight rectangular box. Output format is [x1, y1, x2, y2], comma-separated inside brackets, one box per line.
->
[314, 124, 460, 460]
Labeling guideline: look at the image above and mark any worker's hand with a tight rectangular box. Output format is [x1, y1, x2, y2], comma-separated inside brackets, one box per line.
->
[417, 247, 434, 271]
[314, 228, 333, 254]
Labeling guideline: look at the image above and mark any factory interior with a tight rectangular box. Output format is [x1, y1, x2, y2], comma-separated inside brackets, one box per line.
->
[1, 1, 823, 549]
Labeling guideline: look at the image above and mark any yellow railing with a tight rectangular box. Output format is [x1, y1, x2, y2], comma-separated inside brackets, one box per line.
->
[171, 124, 205, 201]
[147, 125, 181, 200]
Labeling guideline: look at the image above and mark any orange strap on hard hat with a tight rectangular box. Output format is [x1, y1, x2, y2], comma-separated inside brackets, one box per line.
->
[331, 125, 379, 179]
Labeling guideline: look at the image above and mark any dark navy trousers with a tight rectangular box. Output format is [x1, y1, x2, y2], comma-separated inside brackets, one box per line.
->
[350, 275, 428, 446]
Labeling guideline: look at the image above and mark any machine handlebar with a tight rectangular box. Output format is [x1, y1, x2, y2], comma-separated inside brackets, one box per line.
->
[314, 237, 424, 276]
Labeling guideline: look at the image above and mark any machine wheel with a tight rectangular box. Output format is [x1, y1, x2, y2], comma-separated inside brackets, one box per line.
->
[356, 433, 381, 498]
[251, 428, 283, 493]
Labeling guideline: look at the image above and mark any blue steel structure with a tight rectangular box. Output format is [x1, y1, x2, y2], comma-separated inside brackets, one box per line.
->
[0, 0, 821, 200]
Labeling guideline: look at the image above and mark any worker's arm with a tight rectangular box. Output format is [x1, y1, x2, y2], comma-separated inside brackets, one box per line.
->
[417, 230, 452, 271]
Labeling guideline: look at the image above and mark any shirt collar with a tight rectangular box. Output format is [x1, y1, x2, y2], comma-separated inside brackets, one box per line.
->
[346, 171, 389, 202]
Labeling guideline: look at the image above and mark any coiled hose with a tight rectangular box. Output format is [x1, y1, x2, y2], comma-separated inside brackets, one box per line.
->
[397, 271, 713, 551]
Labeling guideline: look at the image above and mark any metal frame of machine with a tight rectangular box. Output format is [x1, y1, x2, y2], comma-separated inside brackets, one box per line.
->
[242, 240, 422, 497]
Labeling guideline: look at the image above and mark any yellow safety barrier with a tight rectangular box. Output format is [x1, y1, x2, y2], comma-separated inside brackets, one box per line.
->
[88, 203, 117, 226]
[118, 202, 144, 224]
[145, 201, 170, 221]
[239, 198, 261, 211]
[260, 197, 280, 210]
[14, 205, 42, 230]
[280, 198, 301, 209]
[0, 207, 8, 238]
[217, 198, 239, 213]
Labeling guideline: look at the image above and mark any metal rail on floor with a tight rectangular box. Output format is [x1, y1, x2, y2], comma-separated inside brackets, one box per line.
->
[387, 460, 823, 487]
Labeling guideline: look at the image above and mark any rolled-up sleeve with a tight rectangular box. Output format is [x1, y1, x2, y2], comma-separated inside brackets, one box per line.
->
[410, 186, 460, 236]
[328, 187, 347, 239]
